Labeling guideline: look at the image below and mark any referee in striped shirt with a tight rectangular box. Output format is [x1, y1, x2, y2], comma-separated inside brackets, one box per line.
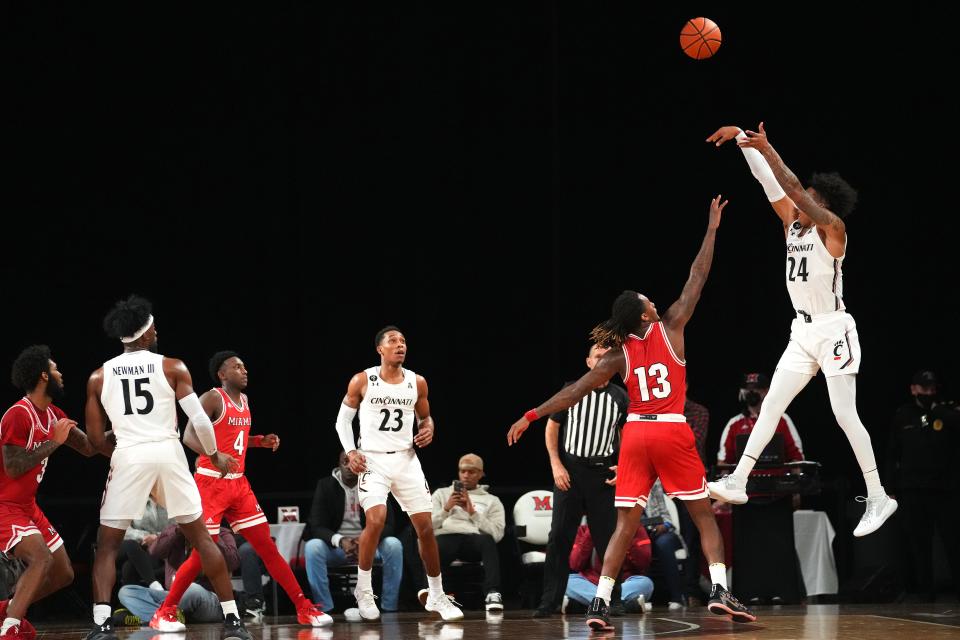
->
[534, 344, 628, 617]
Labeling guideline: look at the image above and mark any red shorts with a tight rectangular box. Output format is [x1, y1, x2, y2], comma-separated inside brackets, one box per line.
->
[0, 502, 63, 554]
[614, 420, 708, 508]
[195, 472, 268, 536]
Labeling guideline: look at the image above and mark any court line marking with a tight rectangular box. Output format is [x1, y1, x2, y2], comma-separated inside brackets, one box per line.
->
[866, 614, 960, 629]
[653, 618, 702, 634]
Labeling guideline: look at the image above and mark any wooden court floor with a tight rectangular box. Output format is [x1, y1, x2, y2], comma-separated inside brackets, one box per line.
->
[28, 605, 960, 640]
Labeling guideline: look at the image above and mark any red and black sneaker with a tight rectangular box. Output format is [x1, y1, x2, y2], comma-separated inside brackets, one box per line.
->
[707, 584, 757, 623]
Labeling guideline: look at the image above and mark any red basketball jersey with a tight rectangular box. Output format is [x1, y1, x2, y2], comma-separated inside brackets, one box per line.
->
[196, 389, 251, 476]
[621, 322, 686, 416]
[0, 399, 66, 505]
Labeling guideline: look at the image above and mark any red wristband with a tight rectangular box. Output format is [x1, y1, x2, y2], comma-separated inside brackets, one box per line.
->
[524, 409, 539, 422]
[249, 435, 265, 447]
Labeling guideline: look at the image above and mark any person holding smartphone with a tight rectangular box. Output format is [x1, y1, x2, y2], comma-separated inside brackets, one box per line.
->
[404, 454, 506, 610]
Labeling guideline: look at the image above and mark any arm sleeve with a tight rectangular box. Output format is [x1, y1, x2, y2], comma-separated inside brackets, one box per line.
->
[178, 393, 217, 456]
[735, 129, 788, 202]
[336, 403, 358, 453]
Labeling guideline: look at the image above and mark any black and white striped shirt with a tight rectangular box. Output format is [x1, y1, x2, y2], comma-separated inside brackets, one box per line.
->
[551, 382, 628, 458]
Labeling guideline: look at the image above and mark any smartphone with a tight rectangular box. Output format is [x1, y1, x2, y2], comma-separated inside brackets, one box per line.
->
[453, 480, 464, 494]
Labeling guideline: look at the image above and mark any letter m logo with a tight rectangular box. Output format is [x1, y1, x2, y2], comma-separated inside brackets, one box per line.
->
[532, 496, 552, 511]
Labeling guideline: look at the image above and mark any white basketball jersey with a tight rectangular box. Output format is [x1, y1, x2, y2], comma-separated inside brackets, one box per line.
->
[101, 351, 179, 449]
[785, 221, 846, 315]
[358, 366, 418, 453]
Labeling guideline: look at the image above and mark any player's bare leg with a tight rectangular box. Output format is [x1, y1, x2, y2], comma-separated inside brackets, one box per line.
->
[92, 525, 125, 611]
[31, 545, 74, 602]
[86, 524, 126, 639]
[4, 535, 54, 629]
[409, 512, 462, 620]
[585, 505, 642, 630]
[685, 498, 755, 622]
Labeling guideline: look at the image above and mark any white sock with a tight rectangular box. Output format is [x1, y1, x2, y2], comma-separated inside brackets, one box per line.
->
[595, 576, 615, 605]
[149, 580, 164, 591]
[709, 563, 728, 589]
[93, 604, 112, 625]
[1, 619, 20, 634]
[357, 567, 373, 592]
[427, 573, 444, 598]
[220, 600, 239, 618]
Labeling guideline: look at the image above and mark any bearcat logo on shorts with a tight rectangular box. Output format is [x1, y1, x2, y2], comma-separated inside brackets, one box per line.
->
[532, 496, 552, 511]
[833, 340, 844, 360]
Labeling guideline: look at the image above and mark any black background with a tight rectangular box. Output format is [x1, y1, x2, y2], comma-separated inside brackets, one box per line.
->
[3, 4, 956, 566]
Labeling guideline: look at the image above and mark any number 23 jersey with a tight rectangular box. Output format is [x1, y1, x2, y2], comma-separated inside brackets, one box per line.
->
[358, 366, 418, 453]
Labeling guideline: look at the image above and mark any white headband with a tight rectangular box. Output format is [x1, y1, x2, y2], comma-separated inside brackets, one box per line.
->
[121, 315, 154, 343]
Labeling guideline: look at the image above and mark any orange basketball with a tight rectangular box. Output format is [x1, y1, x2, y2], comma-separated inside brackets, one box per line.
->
[680, 17, 721, 60]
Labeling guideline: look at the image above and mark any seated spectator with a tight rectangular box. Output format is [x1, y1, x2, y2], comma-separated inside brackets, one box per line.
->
[405, 453, 505, 611]
[564, 522, 652, 613]
[118, 498, 171, 590]
[304, 451, 402, 612]
[644, 480, 687, 609]
[113, 524, 239, 626]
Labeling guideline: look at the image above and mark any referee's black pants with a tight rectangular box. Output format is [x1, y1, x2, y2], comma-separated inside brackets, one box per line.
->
[538, 453, 617, 610]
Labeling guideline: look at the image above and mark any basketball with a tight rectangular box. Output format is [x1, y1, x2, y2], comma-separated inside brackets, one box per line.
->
[680, 17, 721, 60]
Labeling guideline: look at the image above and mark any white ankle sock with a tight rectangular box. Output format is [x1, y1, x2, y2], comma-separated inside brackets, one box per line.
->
[93, 604, 111, 625]
[357, 567, 373, 592]
[427, 574, 444, 598]
[220, 600, 238, 618]
[709, 563, 728, 589]
[595, 576, 615, 605]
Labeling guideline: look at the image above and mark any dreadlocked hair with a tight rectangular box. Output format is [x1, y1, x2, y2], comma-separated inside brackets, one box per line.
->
[590, 290, 647, 348]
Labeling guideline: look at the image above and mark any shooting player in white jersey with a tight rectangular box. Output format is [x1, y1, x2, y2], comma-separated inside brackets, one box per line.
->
[705, 124, 897, 537]
[335, 326, 463, 621]
[83, 295, 251, 640]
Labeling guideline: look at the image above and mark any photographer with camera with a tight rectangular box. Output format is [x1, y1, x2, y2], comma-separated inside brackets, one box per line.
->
[405, 453, 505, 610]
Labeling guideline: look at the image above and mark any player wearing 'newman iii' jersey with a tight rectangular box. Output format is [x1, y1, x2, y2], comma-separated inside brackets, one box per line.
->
[83, 295, 252, 640]
[508, 197, 756, 630]
[156, 351, 330, 629]
[0, 345, 104, 638]
[706, 123, 897, 537]
[335, 326, 463, 622]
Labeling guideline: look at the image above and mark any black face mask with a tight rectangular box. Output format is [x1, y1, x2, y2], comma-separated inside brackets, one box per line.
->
[915, 394, 938, 410]
[739, 389, 762, 408]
